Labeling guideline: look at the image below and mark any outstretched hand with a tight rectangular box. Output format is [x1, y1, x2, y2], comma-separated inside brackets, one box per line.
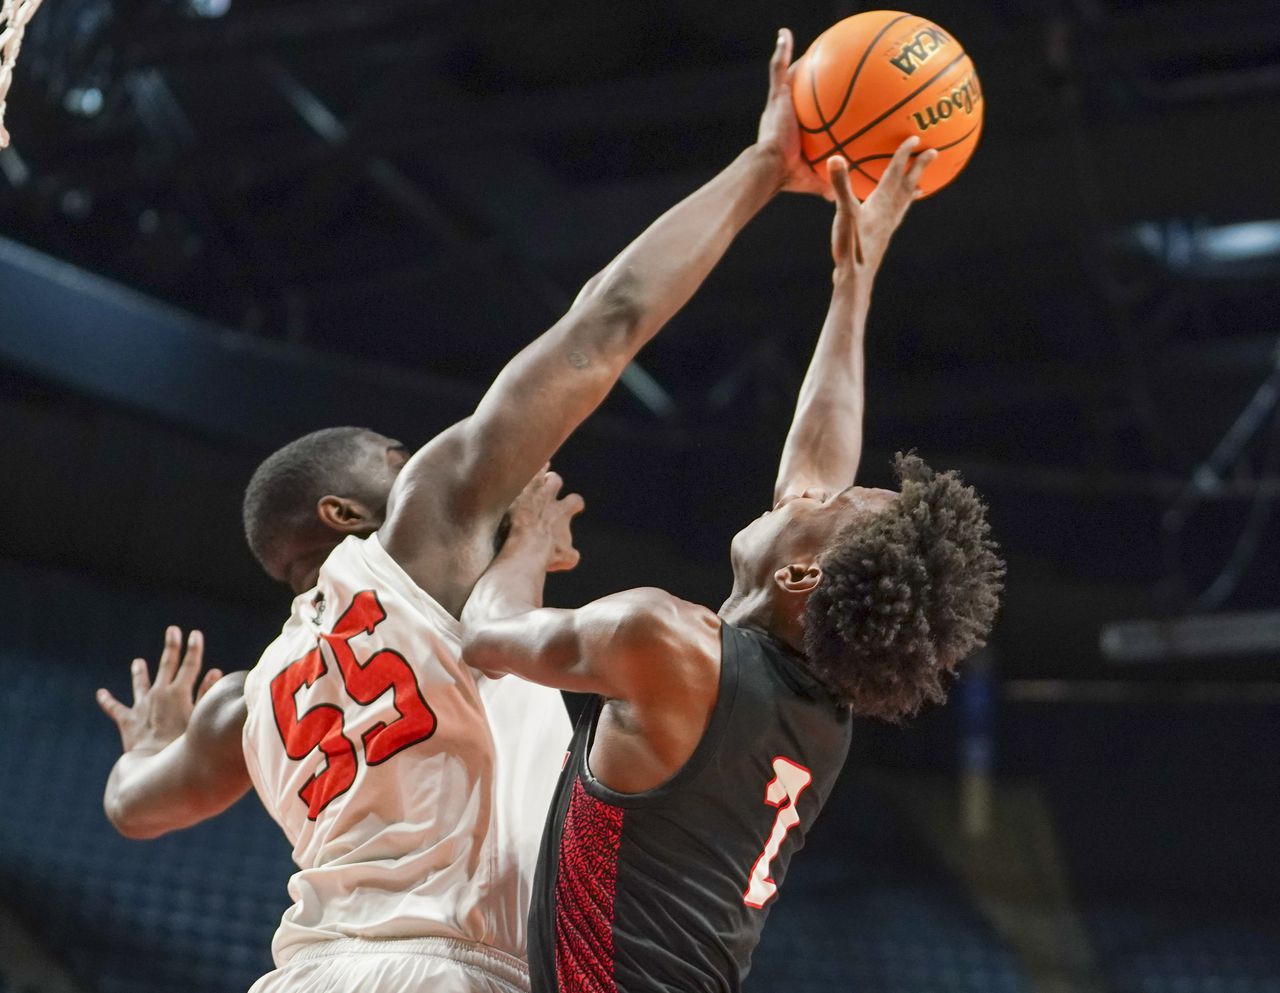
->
[755, 29, 832, 200]
[828, 138, 937, 280]
[97, 627, 223, 754]
[506, 468, 586, 573]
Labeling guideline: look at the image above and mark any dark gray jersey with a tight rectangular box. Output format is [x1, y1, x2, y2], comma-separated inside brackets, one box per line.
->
[529, 621, 853, 993]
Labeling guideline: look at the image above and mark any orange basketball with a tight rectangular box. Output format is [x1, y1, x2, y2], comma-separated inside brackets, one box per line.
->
[791, 11, 984, 199]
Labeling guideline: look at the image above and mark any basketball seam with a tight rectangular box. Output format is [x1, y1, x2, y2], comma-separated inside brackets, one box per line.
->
[845, 160, 884, 185]
[806, 34, 837, 161]
[808, 33, 837, 154]
[800, 13, 914, 136]
[809, 50, 970, 165]
[844, 120, 981, 169]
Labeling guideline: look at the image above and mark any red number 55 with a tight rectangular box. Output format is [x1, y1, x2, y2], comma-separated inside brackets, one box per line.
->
[269, 590, 437, 819]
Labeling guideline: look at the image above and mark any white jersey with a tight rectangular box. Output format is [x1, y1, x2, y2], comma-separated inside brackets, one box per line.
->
[241, 533, 570, 968]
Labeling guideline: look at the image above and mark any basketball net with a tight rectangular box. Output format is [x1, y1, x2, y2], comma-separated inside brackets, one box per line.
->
[0, 0, 44, 147]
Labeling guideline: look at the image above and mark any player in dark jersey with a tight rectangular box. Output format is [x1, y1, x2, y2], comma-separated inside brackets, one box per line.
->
[460, 144, 1006, 993]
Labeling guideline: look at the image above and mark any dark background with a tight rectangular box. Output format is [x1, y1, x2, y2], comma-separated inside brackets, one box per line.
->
[0, 1, 1277, 991]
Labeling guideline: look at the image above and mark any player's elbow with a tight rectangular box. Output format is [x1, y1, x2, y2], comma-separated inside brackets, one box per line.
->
[104, 784, 169, 840]
[104, 795, 155, 839]
[460, 627, 509, 677]
[576, 268, 647, 343]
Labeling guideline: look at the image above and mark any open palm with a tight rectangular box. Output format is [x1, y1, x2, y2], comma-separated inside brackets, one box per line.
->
[96, 627, 223, 754]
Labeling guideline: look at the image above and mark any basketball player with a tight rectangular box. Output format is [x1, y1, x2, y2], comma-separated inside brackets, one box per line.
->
[460, 144, 1006, 993]
[95, 30, 829, 993]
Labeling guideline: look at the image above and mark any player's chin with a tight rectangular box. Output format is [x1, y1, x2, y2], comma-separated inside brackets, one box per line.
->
[730, 521, 763, 561]
[548, 552, 581, 573]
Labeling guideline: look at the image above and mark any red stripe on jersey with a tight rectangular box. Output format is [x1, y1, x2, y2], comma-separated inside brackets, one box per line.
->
[555, 778, 624, 993]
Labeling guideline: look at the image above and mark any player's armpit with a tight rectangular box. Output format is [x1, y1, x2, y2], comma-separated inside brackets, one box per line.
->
[462, 588, 721, 703]
[104, 672, 251, 839]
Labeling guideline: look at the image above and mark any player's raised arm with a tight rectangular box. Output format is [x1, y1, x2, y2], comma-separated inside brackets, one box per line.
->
[460, 472, 719, 700]
[382, 30, 825, 597]
[97, 627, 251, 839]
[772, 141, 935, 505]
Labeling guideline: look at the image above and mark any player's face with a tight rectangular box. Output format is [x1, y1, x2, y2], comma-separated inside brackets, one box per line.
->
[731, 486, 898, 583]
[359, 434, 410, 514]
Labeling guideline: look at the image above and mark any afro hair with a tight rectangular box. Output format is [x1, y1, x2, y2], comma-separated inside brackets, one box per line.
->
[802, 453, 1005, 721]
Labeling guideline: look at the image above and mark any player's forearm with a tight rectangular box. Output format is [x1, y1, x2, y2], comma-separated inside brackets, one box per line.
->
[574, 143, 787, 355]
[774, 272, 872, 499]
[461, 532, 594, 684]
[463, 604, 623, 697]
[461, 604, 584, 689]
[462, 533, 549, 629]
[416, 145, 790, 541]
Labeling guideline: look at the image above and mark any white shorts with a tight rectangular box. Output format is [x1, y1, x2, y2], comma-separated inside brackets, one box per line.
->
[247, 936, 530, 993]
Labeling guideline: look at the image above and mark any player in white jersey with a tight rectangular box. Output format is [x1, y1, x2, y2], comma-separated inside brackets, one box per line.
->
[95, 30, 827, 992]
[240, 529, 575, 983]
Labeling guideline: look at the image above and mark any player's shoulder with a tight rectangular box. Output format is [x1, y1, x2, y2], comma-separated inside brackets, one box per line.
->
[593, 588, 720, 656]
[588, 590, 721, 708]
[596, 586, 715, 623]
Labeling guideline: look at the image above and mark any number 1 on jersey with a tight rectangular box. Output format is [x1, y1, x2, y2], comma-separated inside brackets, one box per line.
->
[743, 757, 813, 909]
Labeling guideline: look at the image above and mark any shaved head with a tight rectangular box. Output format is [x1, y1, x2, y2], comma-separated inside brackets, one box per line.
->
[242, 427, 396, 582]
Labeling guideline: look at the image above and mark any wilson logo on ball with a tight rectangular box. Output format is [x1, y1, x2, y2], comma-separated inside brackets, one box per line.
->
[791, 10, 985, 200]
[912, 74, 983, 132]
[888, 26, 952, 76]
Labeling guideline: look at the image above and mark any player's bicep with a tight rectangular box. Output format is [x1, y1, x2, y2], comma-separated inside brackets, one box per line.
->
[774, 397, 864, 505]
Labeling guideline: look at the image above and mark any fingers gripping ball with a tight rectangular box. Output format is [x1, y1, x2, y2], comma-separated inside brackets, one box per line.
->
[791, 11, 983, 200]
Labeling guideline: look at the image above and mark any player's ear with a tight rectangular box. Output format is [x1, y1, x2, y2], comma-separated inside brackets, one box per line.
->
[774, 563, 822, 595]
[316, 495, 377, 534]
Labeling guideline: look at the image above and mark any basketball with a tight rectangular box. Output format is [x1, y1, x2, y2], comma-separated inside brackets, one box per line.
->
[791, 11, 984, 199]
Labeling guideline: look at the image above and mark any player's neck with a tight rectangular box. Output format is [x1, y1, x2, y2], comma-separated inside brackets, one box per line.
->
[287, 541, 340, 593]
[718, 586, 803, 654]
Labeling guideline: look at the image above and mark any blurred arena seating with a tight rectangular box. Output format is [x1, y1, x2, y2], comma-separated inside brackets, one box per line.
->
[0, 650, 290, 991]
[0, 557, 289, 992]
[1, 554, 1276, 993]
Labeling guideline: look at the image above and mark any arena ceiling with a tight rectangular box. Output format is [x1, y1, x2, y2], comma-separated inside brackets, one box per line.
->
[2, 0, 1279, 631]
